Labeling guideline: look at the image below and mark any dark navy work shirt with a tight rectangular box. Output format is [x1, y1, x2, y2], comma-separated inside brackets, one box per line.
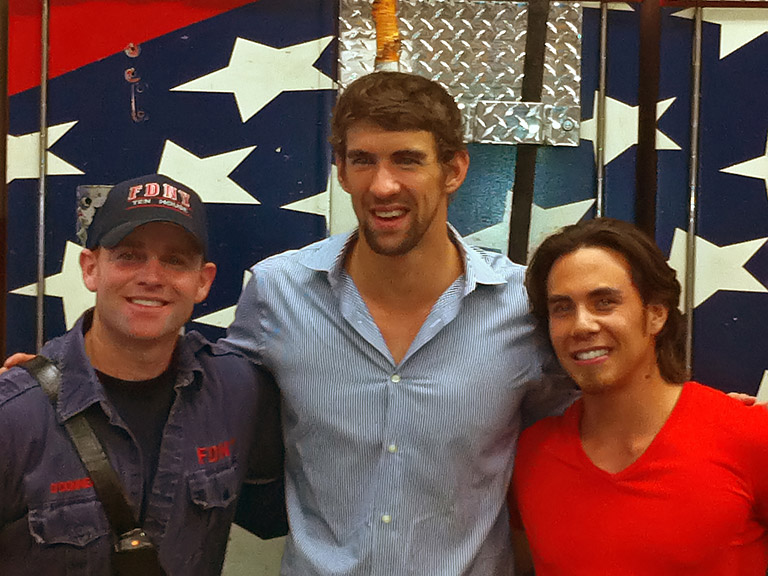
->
[0, 310, 283, 576]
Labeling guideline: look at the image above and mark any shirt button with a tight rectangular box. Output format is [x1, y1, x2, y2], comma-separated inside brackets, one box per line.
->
[387, 444, 398, 453]
[391, 374, 401, 383]
[381, 514, 392, 524]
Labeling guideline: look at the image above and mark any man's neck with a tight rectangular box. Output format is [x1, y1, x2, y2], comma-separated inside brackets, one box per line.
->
[579, 370, 683, 474]
[344, 228, 463, 364]
[345, 228, 463, 308]
[84, 322, 177, 381]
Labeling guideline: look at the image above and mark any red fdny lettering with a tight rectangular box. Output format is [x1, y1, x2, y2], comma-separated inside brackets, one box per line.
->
[144, 182, 160, 197]
[177, 189, 191, 208]
[125, 182, 191, 208]
[196, 438, 236, 465]
[127, 184, 143, 202]
[50, 477, 93, 494]
[162, 183, 178, 201]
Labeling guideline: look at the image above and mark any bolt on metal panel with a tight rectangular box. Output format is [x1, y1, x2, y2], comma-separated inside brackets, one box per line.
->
[338, 0, 582, 146]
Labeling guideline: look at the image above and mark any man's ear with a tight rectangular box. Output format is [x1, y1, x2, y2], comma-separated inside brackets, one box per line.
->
[443, 150, 470, 195]
[194, 262, 217, 304]
[80, 248, 99, 293]
[647, 303, 669, 337]
[335, 155, 349, 194]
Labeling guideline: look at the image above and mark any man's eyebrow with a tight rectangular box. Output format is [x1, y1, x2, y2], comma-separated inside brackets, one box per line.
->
[546, 294, 572, 305]
[392, 149, 428, 159]
[588, 287, 623, 299]
[346, 149, 371, 158]
[546, 287, 623, 304]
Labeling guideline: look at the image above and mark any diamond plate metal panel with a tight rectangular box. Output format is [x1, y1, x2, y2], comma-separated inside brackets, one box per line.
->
[475, 101, 544, 144]
[545, 105, 580, 146]
[338, 0, 582, 146]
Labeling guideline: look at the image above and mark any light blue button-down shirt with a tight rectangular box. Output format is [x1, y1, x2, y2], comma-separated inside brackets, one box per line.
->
[225, 227, 575, 576]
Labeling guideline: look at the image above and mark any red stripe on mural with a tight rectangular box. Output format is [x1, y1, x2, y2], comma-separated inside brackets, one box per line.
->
[9, 0, 258, 95]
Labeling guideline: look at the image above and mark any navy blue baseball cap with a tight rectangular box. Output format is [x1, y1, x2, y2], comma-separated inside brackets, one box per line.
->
[86, 174, 208, 258]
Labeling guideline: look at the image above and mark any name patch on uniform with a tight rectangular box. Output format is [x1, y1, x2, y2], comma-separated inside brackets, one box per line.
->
[50, 477, 94, 494]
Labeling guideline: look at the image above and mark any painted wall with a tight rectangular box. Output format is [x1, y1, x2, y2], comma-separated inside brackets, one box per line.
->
[4, 1, 768, 572]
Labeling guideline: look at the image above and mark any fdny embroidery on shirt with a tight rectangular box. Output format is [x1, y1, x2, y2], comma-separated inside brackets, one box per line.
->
[196, 438, 235, 465]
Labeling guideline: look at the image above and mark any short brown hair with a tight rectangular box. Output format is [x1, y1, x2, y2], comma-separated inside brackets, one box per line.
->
[525, 218, 688, 383]
[330, 71, 465, 163]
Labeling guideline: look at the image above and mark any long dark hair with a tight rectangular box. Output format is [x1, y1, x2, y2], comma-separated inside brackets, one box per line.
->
[526, 218, 688, 383]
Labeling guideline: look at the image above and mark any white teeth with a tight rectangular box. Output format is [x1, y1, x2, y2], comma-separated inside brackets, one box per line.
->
[131, 299, 163, 307]
[575, 349, 608, 361]
[375, 210, 404, 218]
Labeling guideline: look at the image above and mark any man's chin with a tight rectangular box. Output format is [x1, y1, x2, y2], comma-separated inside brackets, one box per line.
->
[363, 228, 417, 257]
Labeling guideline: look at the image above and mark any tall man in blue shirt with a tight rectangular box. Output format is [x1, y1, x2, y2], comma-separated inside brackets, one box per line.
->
[0, 175, 284, 575]
[225, 71, 576, 575]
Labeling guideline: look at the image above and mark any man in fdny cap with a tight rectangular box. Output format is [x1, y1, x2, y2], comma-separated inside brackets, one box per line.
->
[86, 173, 209, 257]
[0, 174, 285, 575]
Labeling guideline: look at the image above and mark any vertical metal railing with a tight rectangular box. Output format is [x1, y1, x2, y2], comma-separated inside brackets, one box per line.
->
[36, 0, 50, 351]
[0, 0, 9, 358]
[685, 7, 703, 375]
[595, 2, 608, 217]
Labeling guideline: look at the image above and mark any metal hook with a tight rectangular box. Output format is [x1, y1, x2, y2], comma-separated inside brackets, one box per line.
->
[130, 83, 147, 122]
[124, 67, 140, 83]
[124, 67, 147, 122]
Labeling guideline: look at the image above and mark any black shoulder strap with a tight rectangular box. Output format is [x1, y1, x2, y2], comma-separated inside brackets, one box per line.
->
[22, 355, 139, 536]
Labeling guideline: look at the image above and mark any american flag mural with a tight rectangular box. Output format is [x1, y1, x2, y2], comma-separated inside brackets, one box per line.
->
[4, 0, 768, 572]
[6, 0, 338, 352]
[5, 2, 768, 416]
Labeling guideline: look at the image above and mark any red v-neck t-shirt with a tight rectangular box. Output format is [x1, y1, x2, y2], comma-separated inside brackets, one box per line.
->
[512, 382, 768, 575]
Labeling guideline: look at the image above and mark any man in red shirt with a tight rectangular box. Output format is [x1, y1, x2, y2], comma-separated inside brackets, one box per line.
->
[511, 217, 768, 576]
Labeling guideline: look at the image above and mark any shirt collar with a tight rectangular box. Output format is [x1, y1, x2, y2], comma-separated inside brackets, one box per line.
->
[299, 224, 507, 293]
[43, 309, 203, 422]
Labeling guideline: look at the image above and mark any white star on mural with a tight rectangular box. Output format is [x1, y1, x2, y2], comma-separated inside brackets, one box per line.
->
[672, 8, 768, 59]
[328, 165, 361, 235]
[10, 241, 94, 329]
[157, 140, 258, 204]
[193, 270, 252, 328]
[667, 228, 768, 308]
[720, 134, 768, 202]
[757, 371, 768, 404]
[280, 166, 335, 230]
[529, 199, 596, 254]
[581, 93, 681, 165]
[6, 121, 84, 183]
[464, 188, 513, 253]
[171, 36, 336, 123]
[464, 191, 594, 257]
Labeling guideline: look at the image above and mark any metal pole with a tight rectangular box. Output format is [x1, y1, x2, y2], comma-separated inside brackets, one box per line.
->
[36, 0, 50, 351]
[0, 0, 9, 358]
[685, 7, 703, 375]
[595, 2, 608, 217]
[635, 0, 661, 236]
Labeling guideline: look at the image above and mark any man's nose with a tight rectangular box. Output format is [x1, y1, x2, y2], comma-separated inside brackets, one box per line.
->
[571, 307, 599, 335]
[136, 255, 165, 283]
[369, 164, 399, 198]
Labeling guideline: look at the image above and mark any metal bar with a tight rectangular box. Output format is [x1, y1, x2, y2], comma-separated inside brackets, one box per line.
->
[508, 0, 551, 264]
[685, 7, 703, 375]
[36, 0, 50, 351]
[595, 1, 608, 217]
[635, 0, 661, 236]
[0, 0, 9, 358]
